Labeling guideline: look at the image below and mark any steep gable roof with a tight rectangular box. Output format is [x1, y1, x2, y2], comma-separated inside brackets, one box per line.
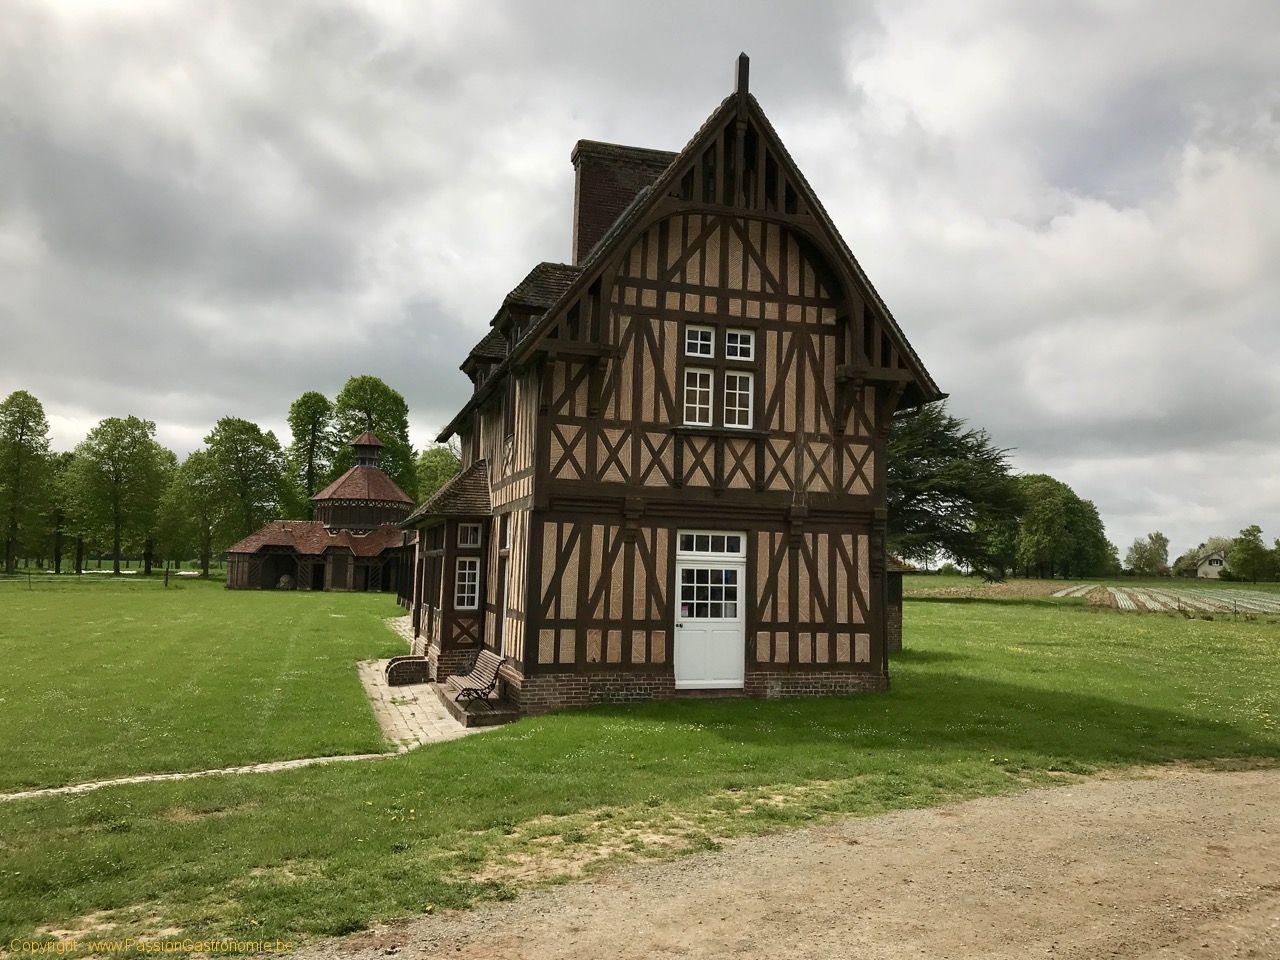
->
[439, 57, 942, 441]
[401, 459, 491, 526]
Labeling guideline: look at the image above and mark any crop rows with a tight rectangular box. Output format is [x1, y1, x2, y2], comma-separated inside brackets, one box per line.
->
[1094, 585, 1280, 615]
[1052, 583, 1097, 598]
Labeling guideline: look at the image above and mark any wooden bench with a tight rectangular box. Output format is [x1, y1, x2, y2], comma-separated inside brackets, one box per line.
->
[446, 648, 504, 703]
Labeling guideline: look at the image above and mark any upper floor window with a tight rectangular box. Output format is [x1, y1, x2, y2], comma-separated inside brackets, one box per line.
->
[725, 330, 754, 360]
[684, 368, 713, 425]
[685, 326, 714, 358]
[724, 371, 754, 428]
[458, 523, 482, 547]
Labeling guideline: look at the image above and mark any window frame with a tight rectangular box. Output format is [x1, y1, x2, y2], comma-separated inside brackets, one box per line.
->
[454, 557, 480, 610]
[683, 367, 714, 426]
[723, 370, 754, 429]
[684, 325, 715, 358]
[725, 329, 754, 361]
[457, 523, 482, 547]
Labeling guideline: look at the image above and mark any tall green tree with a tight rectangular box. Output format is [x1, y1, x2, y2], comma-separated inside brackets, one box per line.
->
[415, 443, 461, 502]
[1013, 475, 1115, 578]
[66, 416, 172, 575]
[1228, 525, 1276, 583]
[158, 450, 220, 576]
[886, 402, 1020, 577]
[1125, 531, 1170, 576]
[42, 451, 76, 573]
[0, 390, 52, 573]
[285, 391, 335, 518]
[331, 375, 417, 496]
[205, 417, 285, 550]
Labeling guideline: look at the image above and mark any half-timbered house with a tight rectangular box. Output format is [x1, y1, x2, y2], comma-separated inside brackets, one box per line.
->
[402, 56, 942, 713]
[226, 432, 411, 592]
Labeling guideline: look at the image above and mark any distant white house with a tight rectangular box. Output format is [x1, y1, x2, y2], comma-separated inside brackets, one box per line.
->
[1196, 549, 1229, 579]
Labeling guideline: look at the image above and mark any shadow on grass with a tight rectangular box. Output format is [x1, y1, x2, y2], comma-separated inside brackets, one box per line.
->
[572, 668, 1278, 774]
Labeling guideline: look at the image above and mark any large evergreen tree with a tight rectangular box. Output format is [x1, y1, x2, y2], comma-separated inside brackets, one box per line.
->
[886, 402, 1020, 576]
[0, 390, 52, 573]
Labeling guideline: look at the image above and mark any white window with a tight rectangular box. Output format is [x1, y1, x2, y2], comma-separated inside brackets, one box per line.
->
[455, 558, 479, 609]
[458, 523, 481, 547]
[678, 532, 745, 555]
[724, 371, 753, 428]
[684, 368, 713, 425]
[685, 326, 714, 358]
[725, 330, 754, 360]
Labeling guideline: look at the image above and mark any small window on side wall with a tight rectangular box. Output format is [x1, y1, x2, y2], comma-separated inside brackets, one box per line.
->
[455, 558, 479, 609]
[458, 523, 482, 547]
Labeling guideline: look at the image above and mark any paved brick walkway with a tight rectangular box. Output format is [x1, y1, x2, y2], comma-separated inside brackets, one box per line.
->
[1, 620, 484, 803]
[357, 659, 484, 751]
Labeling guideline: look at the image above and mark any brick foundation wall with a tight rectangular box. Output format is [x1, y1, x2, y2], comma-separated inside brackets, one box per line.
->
[743, 670, 888, 698]
[887, 603, 903, 654]
[501, 667, 887, 715]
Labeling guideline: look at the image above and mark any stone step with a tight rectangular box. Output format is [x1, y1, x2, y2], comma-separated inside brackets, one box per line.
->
[431, 683, 519, 728]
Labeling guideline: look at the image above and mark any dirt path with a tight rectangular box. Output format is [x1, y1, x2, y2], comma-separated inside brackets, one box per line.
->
[317, 766, 1280, 960]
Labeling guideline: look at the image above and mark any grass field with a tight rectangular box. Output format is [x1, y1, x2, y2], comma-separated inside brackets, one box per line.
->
[2, 585, 1278, 944]
[0, 577, 405, 790]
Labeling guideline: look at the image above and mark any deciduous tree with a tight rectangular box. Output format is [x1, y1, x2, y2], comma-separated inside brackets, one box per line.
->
[1228, 525, 1276, 584]
[158, 450, 219, 576]
[331, 375, 417, 496]
[205, 417, 286, 550]
[285, 391, 335, 517]
[66, 416, 172, 575]
[1125, 531, 1169, 576]
[415, 443, 461, 502]
[0, 390, 52, 573]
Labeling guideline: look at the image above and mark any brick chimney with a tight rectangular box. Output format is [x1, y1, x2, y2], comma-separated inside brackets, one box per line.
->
[571, 140, 678, 265]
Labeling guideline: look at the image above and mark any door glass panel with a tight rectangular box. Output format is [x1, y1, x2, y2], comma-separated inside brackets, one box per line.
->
[679, 566, 740, 619]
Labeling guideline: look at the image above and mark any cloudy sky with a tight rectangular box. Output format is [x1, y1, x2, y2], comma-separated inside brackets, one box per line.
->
[2, 0, 1277, 556]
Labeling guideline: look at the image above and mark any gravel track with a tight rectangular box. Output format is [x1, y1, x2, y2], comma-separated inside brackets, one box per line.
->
[314, 766, 1280, 960]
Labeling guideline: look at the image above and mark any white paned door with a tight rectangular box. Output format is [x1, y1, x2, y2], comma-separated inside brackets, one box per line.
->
[674, 530, 746, 689]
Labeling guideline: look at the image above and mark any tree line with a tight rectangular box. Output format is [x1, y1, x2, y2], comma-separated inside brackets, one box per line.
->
[886, 404, 1119, 578]
[0, 378, 461, 577]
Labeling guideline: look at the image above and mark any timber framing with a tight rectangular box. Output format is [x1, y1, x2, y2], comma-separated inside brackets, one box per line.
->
[405, 55, 941, 713]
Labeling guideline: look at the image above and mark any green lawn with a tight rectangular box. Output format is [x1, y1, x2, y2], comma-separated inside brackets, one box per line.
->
[0, 577, 405, 790]
[2, 592, 1277, 943]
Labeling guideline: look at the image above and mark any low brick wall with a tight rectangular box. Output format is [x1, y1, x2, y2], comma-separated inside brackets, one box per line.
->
[385, 655, 432, 685]
[429, 645, 479, 684]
